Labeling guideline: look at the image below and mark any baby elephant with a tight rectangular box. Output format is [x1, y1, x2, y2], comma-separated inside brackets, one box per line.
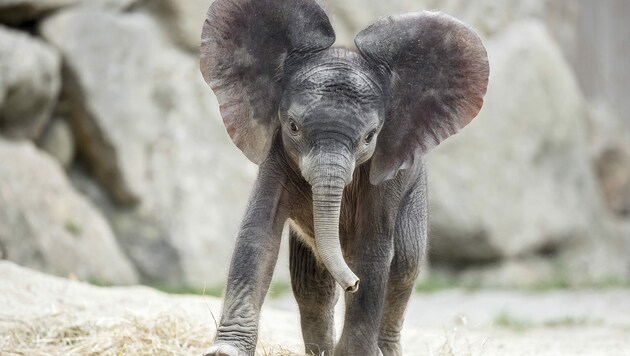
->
[200, 0, 488, 355]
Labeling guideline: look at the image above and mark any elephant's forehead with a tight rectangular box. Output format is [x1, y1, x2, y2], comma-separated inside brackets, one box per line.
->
[290, 54, 383, 100]
[287, 71, 383, 119]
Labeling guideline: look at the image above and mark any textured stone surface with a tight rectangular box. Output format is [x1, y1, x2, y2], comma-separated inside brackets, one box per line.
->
[0, 0, 78, 24]
[85, 0, 137, 11]
[0, 140, 137, 284]
[0, 0, 135, 23]
[41, 8, 257, 286]
[561, 0, 630, 134]
[141, 0, 210, 52]
[38, 117, 75, 168]
[0, 25, 60, 140]
[322, 0, 547, 47]
[596, 147, 630, 217]
[588, 104, 630, 218]
[40, 9, 162, 205]
[426, 21, 627, 281]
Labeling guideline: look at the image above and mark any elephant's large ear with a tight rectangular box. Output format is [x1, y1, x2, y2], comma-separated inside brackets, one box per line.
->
[201, 0, 335, 164]
[355, 11, 489, 184]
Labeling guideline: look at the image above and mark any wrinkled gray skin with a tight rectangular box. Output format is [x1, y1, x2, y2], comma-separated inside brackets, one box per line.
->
[200, 1, 489, 355]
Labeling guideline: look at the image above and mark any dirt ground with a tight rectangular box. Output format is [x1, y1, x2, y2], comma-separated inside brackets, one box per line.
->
[268, 289, 630, 356]
[1, 261, 629, 355]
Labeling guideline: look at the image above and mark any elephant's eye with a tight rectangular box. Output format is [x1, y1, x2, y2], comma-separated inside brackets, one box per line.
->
[288, 119, 300, 135]
[364, 129, 376, 144]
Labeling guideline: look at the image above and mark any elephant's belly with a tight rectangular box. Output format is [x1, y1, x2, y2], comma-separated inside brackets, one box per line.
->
[287, 218, 322, 263]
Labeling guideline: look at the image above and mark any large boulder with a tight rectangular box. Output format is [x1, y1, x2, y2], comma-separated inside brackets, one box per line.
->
[0, 140, 137, 284]
[41, 9, 163, 205]
[426, 21, 627, 282]
[0, 0, 78, 24]
[596, 146, 630, 218]
[588, 104, 630, 218]
[38, 117, 75, 168]
[558, 1, 630, 135]
[40, 8, 257, 286]
[141, 0, 211, 52]
[320, 0, 422, 47]
[0, 0, 136, 23]
[0, 25, 60, 140]
[85, 0, 138, 11]
[321, 0, 549, 47]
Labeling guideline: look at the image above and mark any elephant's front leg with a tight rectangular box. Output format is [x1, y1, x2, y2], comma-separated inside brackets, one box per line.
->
[204, 165, 289, 356]
[335, 236, 391, 356]
[334, 186, 397, 356]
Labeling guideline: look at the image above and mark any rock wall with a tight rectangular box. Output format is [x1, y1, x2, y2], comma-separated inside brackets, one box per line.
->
[0, 141, 137, 284]
[0, 0, 256, 287]
[0, 0, 628, 287]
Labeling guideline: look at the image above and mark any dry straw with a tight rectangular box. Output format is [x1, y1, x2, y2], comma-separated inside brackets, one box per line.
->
[0, 311, 298, 356]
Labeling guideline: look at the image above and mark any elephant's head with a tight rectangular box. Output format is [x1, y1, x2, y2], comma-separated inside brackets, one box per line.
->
[200, 0, 489, 292]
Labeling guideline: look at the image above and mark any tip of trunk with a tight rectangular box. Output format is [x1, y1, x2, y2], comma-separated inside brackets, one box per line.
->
[345, 279, 360, 293]
[330, 266, 360, 293]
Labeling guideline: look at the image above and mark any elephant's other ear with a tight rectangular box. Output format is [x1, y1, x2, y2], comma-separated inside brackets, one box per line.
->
[201, 0, 335, 164]
[355, 11, 489, 184]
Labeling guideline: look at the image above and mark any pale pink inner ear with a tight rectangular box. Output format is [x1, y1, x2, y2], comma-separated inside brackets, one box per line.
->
[200, 0, 335, 164]
[355, 11, 489, 185]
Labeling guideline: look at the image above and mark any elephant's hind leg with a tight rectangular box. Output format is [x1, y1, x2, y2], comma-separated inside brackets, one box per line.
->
[290, 229, 339, 355]
[379, 181, 427, 356]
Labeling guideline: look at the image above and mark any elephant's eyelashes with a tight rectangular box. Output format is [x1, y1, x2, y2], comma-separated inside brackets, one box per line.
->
[289, 119, 300, 135]
[365, 129, 376, 144]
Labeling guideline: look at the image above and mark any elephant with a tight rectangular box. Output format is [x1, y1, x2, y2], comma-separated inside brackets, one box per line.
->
[199, 0, 488, 355]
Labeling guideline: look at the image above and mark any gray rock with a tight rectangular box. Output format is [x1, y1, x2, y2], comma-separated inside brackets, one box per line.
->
[621, 219, 630, 256]
[68, 166, 185, 285]
[141, 0, 211, 52]
[38, 117, 75, 168]
[0, 0, 138, 24]
[0, 139, 138, 284]
[0, 0, 79, 24]
[596, 147, 630, 217]
[588, 104, 630, 218]
[459, 257, 556, 288]
[539, 2, 630, 220]
[83, 0, 137, 11]
[321, 0, 547, 48]
[321, 0, 426, 48]
[0, 25, 60, 140]
[559, 0, 630, 135]
[41, 8, 257, 287]
[426, 21, 627, 282]
[430, 0, 547, 37]
[40, 9, 164, 205]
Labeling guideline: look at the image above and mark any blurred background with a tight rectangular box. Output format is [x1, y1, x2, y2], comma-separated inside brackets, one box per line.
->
[0, 0, 629, 293]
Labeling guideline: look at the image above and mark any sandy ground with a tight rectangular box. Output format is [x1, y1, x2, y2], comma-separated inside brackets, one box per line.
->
[268, 289, 630, 356]
[1, 261, 629, 355]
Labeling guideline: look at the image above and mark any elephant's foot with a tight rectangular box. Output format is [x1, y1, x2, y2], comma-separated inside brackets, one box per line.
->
[203, 343, 240, 356]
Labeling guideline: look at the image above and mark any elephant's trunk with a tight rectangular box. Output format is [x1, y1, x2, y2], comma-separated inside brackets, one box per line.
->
[302, 150, 359, 293]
